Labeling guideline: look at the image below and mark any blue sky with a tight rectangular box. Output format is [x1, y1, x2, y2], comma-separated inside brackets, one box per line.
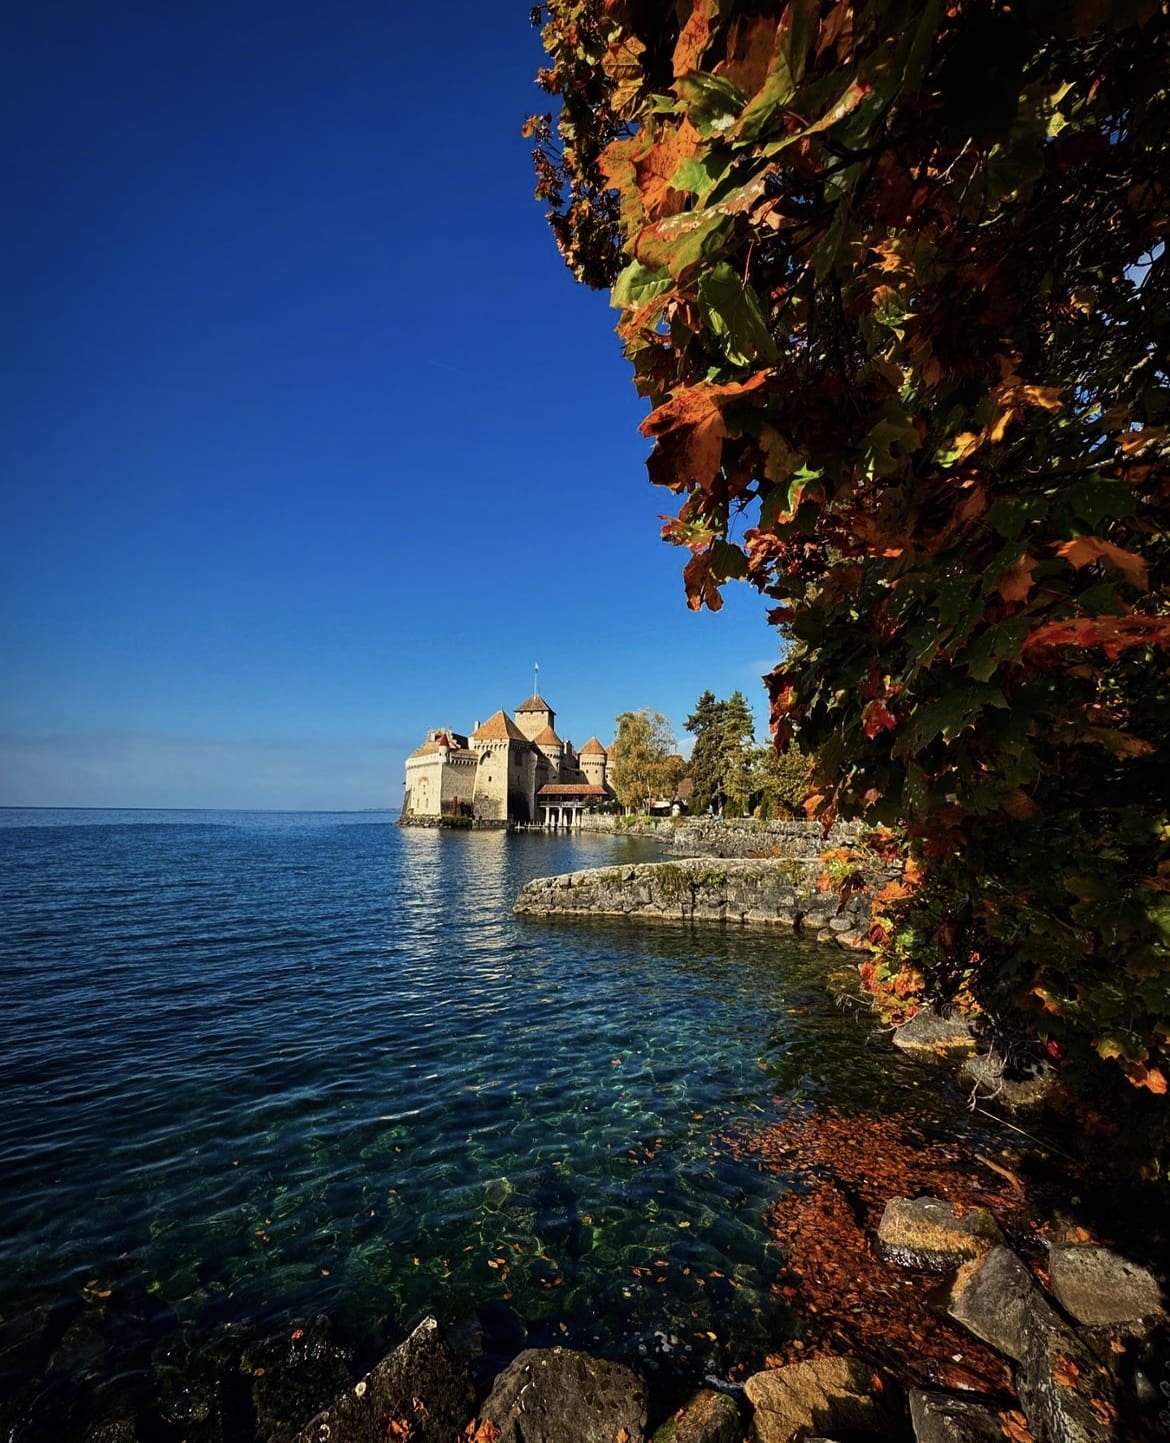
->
[0, 2, 779, 809]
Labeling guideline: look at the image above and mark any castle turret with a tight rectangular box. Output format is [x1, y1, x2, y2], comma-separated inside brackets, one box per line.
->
[579, 737, 608, 791]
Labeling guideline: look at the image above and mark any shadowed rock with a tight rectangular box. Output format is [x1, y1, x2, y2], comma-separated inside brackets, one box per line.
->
[961, 1052, 1053, 1112]
[478, 1346, 649, 1443]
[947, 1245, 1036, 1361]
[1017, 1292, 1118, 1443]
[1048, 1244, 1164, 1327]
[650, 1387, 740, 1443]
[909, 1390, 1006, 1443]
[891, 1008, 977, 1060]
[289, 1317, 473, 1443]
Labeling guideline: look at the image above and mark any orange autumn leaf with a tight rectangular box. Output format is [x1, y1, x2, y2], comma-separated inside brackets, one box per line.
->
[1052, 1353, 1080, 1388]
[673, 0, 720, 76]
[463, 1422, 501, 1443]
[641, 374, 768, 495]
[1055, 536, 1149, 590]
[1001, 789, 1040, 821]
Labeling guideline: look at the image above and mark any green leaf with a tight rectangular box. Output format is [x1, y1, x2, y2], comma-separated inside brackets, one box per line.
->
[611, 260, 674, 311]
[710, 538, 749, 581]
[985, 495, 1048, 540]
[1061, 475, 1137, 528]
[669, 149, 734, 201]
[675, 71, 747, 138]
[696, 262, 777, 368]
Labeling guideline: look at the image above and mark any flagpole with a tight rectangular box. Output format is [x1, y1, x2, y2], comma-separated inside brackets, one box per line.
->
[534, 662, 539, 696]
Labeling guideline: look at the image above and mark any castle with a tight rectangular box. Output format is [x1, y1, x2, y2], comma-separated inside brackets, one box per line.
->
[402, 695, 612, 827]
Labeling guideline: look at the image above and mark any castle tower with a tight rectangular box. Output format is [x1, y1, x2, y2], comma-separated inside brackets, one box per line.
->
[514, 694, 555, 744]
[470, 710, 537, 823]
[579, 737, 608, 791]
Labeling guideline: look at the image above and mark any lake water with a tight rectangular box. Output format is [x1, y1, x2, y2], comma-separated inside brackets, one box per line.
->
[0, 809, 981, 1440]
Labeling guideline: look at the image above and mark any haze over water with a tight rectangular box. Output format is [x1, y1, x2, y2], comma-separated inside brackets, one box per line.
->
[1, 809, 980, 1439]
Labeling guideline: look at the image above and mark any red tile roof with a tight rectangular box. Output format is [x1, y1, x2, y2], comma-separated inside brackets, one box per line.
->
[579, 737, 607, 757]
[471, 710, 530, 743]
[532, 725, 562, 747]
[515, 694, 552, 714]
[537, 784, 608, 797]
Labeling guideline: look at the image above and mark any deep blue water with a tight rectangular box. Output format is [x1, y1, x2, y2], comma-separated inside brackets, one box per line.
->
[0, 809, 979, 1440]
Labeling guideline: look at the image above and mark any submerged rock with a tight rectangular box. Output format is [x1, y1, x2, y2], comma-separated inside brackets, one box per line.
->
[243, 1315, 353, 1443]
[1047, 1243, 1164, 1327]
[908, 1389, 1006, 1443]
[289, 1317, 473, 1443]
[83, 1424, 140, 1443]
[947, 1245, 1036, 1362]
[877, 1196, 1002, 1272]
[478, 1346, 649, 1443]
[649, 1387, 740, 1443]
[891, 1008, 977, 1060]
[744, 1357, 897, 1442]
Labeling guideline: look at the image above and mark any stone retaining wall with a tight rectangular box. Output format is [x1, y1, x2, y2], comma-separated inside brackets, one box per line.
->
[514, 856, 877, 947]
[577, 814, 862, 859]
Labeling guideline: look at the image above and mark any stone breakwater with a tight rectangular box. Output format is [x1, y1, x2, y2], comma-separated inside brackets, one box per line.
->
[514, 857, 877, 948]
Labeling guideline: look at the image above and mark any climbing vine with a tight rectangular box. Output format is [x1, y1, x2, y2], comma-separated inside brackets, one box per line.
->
[530, 0, 1170, 1167]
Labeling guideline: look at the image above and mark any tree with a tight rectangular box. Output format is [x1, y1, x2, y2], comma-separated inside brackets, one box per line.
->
[684, 689, 726, 814]
[532, 3, 1170, 1165]
[721, 690, 757, 816]
[752, 741, 813, 820]
[610, 708, 680, 812]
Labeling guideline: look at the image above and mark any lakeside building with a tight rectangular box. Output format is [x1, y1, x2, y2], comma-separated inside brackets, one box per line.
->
[402, 695, 612, 827]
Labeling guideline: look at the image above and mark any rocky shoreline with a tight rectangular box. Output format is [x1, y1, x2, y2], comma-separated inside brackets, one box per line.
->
[146, 1203, 1161, 1443]
[513, 857, 878, 950]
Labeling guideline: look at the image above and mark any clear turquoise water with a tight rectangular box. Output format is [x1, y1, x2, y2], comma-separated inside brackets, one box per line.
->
[0, 809, 977, 1439]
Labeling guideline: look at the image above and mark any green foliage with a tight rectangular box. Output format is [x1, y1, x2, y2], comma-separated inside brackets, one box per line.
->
[684, 687, 759, 814]
[610, 707, 681, 812]
[533, 0, 1170, 1172]
[753, 741, 813, 819]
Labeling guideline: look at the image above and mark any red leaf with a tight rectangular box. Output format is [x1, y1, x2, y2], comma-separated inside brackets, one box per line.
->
[1021, 615, 1170, 661]
[861, 700, 897, 739]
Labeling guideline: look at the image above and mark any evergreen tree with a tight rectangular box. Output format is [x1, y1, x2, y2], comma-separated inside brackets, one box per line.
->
[684, 690, 725, 815]
[721, 691, 756, 817]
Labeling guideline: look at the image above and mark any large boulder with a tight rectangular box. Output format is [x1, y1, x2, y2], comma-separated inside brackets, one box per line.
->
[908, 1390, 1007, 1443]
[290, 1317, 474, 1443]
[1017, 1293, 1118, 1443]
[1047, 1244, 1164, 1327]
[744, 1357, 897, 1443]
[877, 1197, 1002, 1272]
[478, 1346, 649, 1443]
[650, 1388, 740, 1443]
[947, 1245, 1036, 1362]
